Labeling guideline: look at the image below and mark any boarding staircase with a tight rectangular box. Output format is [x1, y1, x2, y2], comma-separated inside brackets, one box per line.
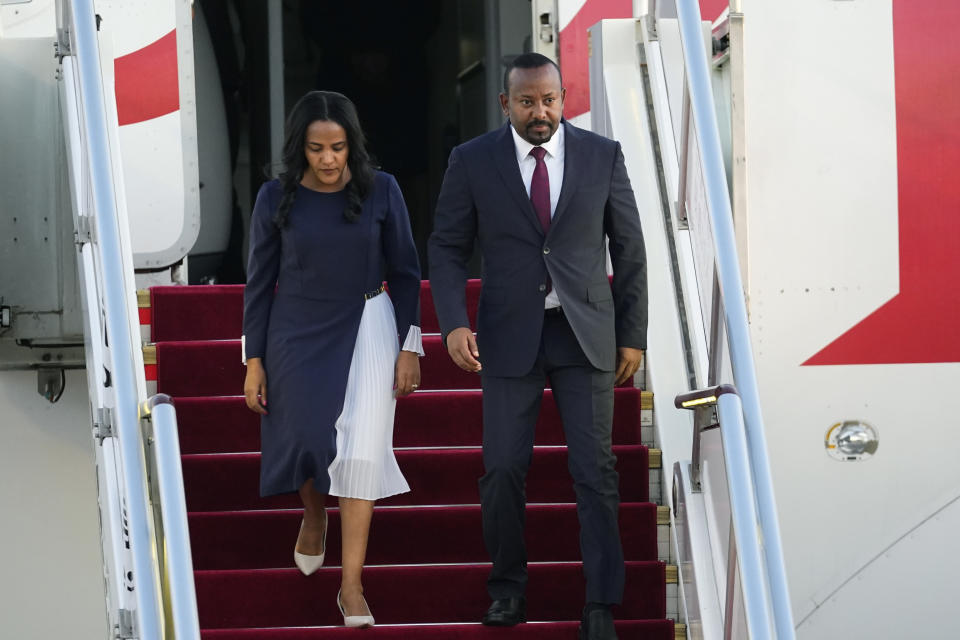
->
[141, 281, 681, 638]
[24, 0, 793, 637]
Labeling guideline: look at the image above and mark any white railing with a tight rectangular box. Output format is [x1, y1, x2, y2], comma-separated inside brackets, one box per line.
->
[141, 395, 200, 640]
[57, 0, 199, 637]
[667, 0, 796, 637]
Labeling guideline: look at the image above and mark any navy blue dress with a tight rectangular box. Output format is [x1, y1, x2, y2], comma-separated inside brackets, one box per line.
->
[243, 172, 421, 497]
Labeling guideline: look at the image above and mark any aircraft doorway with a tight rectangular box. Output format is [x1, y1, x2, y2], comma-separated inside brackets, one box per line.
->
[195, 0, 532, 283]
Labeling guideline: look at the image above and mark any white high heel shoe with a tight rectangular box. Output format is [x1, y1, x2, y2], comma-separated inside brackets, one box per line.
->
[293, 510, 327, 576]
[337, 589, 375, 628]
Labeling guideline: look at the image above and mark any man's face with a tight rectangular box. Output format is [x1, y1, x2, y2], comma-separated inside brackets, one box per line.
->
[500, 65, 566, 145]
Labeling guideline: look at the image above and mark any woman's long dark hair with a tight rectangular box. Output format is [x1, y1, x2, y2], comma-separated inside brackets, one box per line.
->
[273, 91, 375, 228]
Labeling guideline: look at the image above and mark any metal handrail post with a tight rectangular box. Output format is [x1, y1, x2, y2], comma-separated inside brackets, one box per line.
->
[144, 395, 201, 639]
[68, 0, 163, 636]
[674, 0, 796, 637]
[716, 393, 774, 638]
[722, 519, 738, 640]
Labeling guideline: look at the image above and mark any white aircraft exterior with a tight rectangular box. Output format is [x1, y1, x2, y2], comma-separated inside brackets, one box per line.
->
[0, 0, 955, 637]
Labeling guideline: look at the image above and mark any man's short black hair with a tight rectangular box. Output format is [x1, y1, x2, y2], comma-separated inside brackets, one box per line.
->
[502, 53, 563, 95]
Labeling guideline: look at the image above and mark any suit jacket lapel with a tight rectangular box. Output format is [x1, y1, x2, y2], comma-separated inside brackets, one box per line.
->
[493, 124, 545, 237]
[551, 121, 579, 231]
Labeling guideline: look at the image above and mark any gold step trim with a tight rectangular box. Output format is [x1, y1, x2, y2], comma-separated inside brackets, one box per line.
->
[649, 448, 662, 469]
[666, 564, 678, 583]
[142, 344, 157, 365]
[137, 289, 150, 308]
[640, 390, 653, 410]
[657, 505, 670, 526]
[675, 622, 687, 639]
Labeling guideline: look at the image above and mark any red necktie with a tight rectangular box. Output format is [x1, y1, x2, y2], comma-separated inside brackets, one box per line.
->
[529, 147, 551, 234]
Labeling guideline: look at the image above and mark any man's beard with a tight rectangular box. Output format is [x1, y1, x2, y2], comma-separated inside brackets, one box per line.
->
[526, 119, 554, 142]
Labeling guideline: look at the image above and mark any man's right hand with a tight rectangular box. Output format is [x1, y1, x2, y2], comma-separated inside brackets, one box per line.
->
[446, 327, 482, 373]
[243, 358, 268, 415]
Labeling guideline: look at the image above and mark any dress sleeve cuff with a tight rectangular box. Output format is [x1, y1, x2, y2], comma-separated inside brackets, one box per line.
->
[401, 325, 425, 356]
[241, 335, 247, 364]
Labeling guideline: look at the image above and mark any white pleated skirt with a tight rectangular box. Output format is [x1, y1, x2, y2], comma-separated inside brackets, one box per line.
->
[326, 292, 410, 500]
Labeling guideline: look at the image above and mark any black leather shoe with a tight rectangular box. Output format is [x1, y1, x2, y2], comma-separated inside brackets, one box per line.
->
[578, 606, 618, 640]
[481, 597, 527, 626]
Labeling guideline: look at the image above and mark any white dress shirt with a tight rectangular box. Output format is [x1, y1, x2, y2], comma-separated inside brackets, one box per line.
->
[510, 122, 564, 309]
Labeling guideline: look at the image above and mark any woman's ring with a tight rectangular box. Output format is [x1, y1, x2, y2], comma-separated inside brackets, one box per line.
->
[411, 384, 419, 389]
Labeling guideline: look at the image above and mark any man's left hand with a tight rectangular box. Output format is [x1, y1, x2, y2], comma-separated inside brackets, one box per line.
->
[614, 347, 644, 386]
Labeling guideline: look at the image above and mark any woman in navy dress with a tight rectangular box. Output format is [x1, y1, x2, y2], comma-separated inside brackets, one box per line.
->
[242, 91, 422, 628]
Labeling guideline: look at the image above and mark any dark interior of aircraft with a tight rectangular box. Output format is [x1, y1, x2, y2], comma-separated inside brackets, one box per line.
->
[195, 0, 532, 284]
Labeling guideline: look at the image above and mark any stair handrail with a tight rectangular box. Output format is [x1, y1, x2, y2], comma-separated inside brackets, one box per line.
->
[141, 395, 201, 639]
[58, 0, 199, 637]
[64, 0, 162, 635]
[672, 0, 796, 637]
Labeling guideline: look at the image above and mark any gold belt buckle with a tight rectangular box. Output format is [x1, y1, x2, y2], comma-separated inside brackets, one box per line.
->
[364, 284, 385, 300]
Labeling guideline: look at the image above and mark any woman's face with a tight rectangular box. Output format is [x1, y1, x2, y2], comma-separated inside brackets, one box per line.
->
[301, 119, 350, 191]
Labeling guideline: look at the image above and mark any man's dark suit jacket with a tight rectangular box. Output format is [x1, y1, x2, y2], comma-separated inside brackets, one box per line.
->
[429, 121, 647, 378]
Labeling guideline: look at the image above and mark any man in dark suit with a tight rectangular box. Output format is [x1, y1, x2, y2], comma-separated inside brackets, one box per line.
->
[428, 53, 647, 640]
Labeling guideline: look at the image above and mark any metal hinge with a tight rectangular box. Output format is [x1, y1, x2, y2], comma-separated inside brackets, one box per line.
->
[55, 27, 72, 60]
[76, 216, 95, 245]
[115, 608, 136, 639]
[94, 407, 114, 441]
[642, 9, 658, 41]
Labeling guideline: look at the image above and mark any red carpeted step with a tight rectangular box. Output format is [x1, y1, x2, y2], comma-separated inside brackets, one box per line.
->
[189, 503, 658, 570]
[157, 336, 635, 398]
[151, 285, 244, 342]
[417, 279, 481, 335]
[148, 281, 482, 342]
[155, 341, 245, 398]
[182, 446, 649, 512]
[174, 388, 648, 455]
[201, 619, 675, 639]
[194, 562, 666, 629]
[156, 336, 484, 397]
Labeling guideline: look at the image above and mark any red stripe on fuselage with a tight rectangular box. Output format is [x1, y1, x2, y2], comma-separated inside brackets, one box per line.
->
[558, 0, 633, 120]
[805, 1, 960, 365]
[115, 29, 179, 126]
[699, 0, 729, 22]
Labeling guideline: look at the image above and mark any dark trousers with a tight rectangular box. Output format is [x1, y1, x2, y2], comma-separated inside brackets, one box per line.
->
[479, 310, 625, 604]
